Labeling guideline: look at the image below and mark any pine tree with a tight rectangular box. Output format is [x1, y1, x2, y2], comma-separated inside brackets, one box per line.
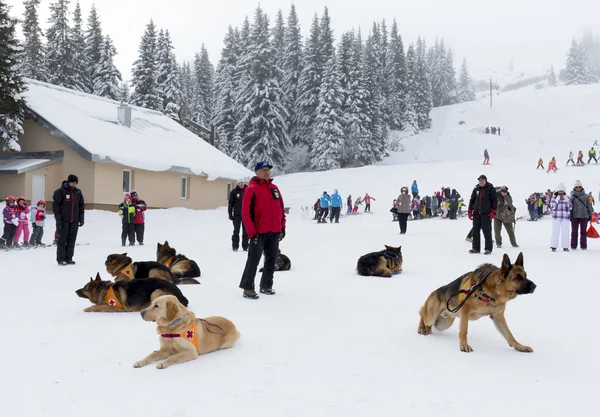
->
[20, 0, 49, 82]
[93, 35, 121, 100]
[118, 80, 130, 102]
[83, 3, 103, 92]
[547, 65, 557, 87]
[0, 0, 26, 151]
[457, 58, 475, 102]
[46, 0, 77, 89]
[272, 9, 286, 87]
[403, 45, 420, 133]
[311, 56, 344, 170]
[235, 6, 290, 166]
[385, 20, 407, 130]
[156, 29, 183, 116]
[318, 7, 334, 69]
[130, 20, 161, 110]
[233, 17, 251, 124]
[281, 4, 303, 141]
[70, 1, 89, 92]
[179, 61, 194, 115]
[565, 39, 587, 85]
[192, 44, 214, 126]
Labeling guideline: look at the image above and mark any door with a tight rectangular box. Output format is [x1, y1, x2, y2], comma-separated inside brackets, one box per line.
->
[32, 174, 46, 204]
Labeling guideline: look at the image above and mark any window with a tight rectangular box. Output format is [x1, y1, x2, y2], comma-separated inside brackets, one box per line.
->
[122, 170, 132, 194]
[181, 177, 189, 200]
[227, 182, 232, 200]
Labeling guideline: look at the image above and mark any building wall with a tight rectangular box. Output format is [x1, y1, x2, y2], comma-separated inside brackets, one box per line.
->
[0, 174, 25, 201]
[23, 163, 63, 203]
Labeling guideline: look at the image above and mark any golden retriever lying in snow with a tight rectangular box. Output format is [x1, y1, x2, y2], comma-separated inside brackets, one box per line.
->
[133, 295, 240, 369]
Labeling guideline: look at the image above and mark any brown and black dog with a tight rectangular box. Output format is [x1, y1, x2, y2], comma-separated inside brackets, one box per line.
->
[156, 241, 201, 285]
[417, 252, 536, 353]
[259, 249, 291, 273]
[105, 253, 174, 283]
[356, 245, 403, 277]
[75, 273, 189, 313]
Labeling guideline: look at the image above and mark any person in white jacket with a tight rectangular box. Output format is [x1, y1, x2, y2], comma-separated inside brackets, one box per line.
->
[550, 183, 572, 252]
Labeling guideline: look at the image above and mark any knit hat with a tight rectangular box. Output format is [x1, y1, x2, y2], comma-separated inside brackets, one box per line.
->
[478, 174, 487, 181]
[130, 190, 138, 197]
[254, 161, 273, 171]
[124, 194, 132, 201]
[574, 180, 583, 188]
[67, 174, 78, 184]
[556, 183, 566, 193]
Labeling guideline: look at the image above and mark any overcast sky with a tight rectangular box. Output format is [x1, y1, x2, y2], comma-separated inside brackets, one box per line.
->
[8, 0, 600, 82]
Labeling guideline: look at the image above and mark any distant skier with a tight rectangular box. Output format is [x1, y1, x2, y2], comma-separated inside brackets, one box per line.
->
[566, 151, 575, 166]
[588, 147, 597, 164]
[483, 148, 490, 165]
[577, 150, 585, 166]
[491, 127, 497, 135]
[485, 127, 490, 134]
[363, 193, 376, 212]
[346, 195, 353, 214]
[497, 127, 501, 135]
[411, 180, 419, 198]
[547, 157, 557, 173]
[318, 191, 331, 223]
[329, 189, 343, 223]
[537, 158, 544, 170]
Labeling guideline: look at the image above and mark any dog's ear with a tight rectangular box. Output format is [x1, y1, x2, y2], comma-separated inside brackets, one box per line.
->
[164, 240, 169, 246]
[121, 253, 127, 256]
[165, 298, 180, 322]
[157, 242, 161, 251]
[95, 272, 102, 281]
[89, 277, 93, 283]
[398, 246, 402, 252]
[515, 252, 524, 267]
[384, 245, 392, 250]
[500, 253, 512, 275]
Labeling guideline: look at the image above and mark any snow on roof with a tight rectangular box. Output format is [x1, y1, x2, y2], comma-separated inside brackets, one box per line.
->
[0, 158, 50, 173]
[22, 80, 253, 181]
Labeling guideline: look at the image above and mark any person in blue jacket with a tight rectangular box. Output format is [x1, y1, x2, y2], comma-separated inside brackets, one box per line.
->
[318, 192, 331, 223]
[329, 189, 343, 223]
[411, 180, 419, 198]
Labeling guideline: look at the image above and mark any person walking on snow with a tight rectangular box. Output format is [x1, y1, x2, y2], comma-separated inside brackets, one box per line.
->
[118, 194, 136, 246]
[329, 189, 343, 223]
[570, 180, 593, 250]
[566, 151, 575, 166]
[229, 180, 249, 251]
[346, 195, 353, 214]
[483, 148, 490, 165]
[0, 196, 18, 248]
[12, 196, 30, 247]
[537, 158, 544, 170]
[363, 193, 376, 212]
[29, 200, 47, 246]
[53, 174, 85, 266]
[494, 186, 519, 248]
[130, 190, 146, 245]
[550, 183, 572, 252]
[318, 191, 331, 223]
[588, 147, 597, 164]
[239, 161, 286, 299]
[468, 174, 497, 255]
[411, 181, 419, 198]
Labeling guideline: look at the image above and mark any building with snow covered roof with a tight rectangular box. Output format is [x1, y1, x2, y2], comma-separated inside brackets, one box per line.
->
[0, 80, 253, 210]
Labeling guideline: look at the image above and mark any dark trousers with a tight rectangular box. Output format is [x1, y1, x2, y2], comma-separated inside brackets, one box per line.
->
[329, 207, 341, 222]
[588, 156, 597, 164]
[1, 224, 17, 247]
[318, 208, 329, 222]
[232, 216, 248, 250]
[122, 223, 135, 245]
[365, 203, 371, 212]
[467, 228, 473, 239]
[134, 223, 145, 244]
[30, 225, 44, 245]
[57, 221, 79, 262]
[398, 213, 409, 234]
[571, 218, 589, 249]
[472, 214, 493, 252]
[449, 205, 458, 219]
[239, 232, 279, 291]
[566, 158, 574, 166]
[537, 164, 544, 169]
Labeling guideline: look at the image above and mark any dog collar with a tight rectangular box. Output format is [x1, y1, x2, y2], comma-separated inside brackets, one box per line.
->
[105, 286, 124, 309]
[163, 256, 175, 268]
[118, 263, 134, 280]
[166, 313, 187, 328]
[161, 321, 198, 350]
[462, 289, 496, 303]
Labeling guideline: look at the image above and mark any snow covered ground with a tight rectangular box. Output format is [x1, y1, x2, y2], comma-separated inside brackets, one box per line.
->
[2, 85, 600, 417]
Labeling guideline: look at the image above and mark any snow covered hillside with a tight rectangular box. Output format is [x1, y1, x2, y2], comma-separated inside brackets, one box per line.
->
[2, 85, 600, 417]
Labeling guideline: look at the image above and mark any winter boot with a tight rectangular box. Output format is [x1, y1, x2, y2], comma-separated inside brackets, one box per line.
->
[484, 250, 492, 255]
[469, 249, 479, 254]
[243, 289, 259, 300]
[260, 288, 276, 295]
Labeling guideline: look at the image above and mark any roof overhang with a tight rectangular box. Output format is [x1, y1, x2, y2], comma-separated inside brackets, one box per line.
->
[0, 151, 64, 174]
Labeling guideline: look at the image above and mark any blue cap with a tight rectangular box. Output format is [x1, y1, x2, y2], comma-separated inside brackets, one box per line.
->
[254, 161, 273, 171]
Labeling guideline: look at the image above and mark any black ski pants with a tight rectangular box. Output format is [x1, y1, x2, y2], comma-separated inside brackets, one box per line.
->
[329, 207, 341, 222]
[319, 208, 329, 222]
[122, 223, 135, 245]
[1, 224, 16, 247]
[57, 221, 79, 262]
[134, 223, 145, 244]
[232, 216, 248, 250]
[588, 156, 597, 164]
[239, 232, 279, 291]
[30, 225, 44, 245]
[449, 205, 458, 220]
[472, 214, 493, 252]
[398, 213, 409, 234]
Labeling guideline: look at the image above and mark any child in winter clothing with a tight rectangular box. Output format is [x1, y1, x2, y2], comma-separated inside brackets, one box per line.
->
[1, 196, 19, 248]
[537, 158, 544, 170]
[547, 157, 557, 173]
[346, 196, 352, 214]
[353, 197, 363, 213]
[30, 200, 47, 246]
[566, 151, 575, 166]
[13, 197, 30, 247]
[577, 151, 585, 166]
[550, 183, 572, 251]
[130, 190, 147, 245]
[118, 194, 137, 246]
[363, 193, 376, 212]
[411, 198, 420, 219]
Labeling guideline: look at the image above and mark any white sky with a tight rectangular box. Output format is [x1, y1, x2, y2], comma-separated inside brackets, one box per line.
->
[8, 0, 600, 82]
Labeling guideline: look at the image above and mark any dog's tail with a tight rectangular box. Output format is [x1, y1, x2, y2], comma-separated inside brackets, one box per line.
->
[174, 277, 201, 285]
[173, 290, 189, 307]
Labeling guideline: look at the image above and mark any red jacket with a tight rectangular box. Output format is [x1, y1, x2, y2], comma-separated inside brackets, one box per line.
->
[242, 177, 286, 238]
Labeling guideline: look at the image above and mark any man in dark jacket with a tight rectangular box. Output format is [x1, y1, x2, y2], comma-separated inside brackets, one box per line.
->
[468, 175, 497, 254]
[228, 180, 248, 252]
[239, 162, 286, 299]
[448, 189, 461, 220]
[53, 174, 85, 265]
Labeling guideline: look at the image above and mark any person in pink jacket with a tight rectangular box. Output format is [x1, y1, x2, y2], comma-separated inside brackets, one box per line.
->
[13, 196, 31, 247]
[363, 193, 376, 212]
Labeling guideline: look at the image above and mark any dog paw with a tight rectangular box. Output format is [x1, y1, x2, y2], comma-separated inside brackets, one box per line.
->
[513, 344, 533, 353]
[83, 307, 94, 312]
[156, 362, 170, 369]
[460, 343, 473, 353]
[133, 360, 148, 368]
[417, 325, 431, 335]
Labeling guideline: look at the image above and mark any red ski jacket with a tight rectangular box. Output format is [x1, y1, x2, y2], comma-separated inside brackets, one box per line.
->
[242, 176, 286, 238]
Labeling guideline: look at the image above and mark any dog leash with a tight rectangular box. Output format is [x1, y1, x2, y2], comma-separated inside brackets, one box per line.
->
[446, 269, 496, 314]
[198, 318, 225, 335]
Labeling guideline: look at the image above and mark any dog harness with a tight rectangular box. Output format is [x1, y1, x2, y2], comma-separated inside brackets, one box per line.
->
[161, 321, 199, 351]
[163, 256, 175, 268]
[117, 263, 134, 280]
[105, 286, 124, 310]
[447, 270, 497, 313]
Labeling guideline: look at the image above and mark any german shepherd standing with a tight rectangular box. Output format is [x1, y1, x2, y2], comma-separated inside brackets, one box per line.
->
[157, 241, 201, 285]
[75, 273, 189, 312]
[105, 253, 174, 282]
[356, 245, 403, 277]
[417, 252, 536, 352]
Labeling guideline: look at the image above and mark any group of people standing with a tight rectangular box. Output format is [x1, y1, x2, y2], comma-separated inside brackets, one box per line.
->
[549, 180, 595, 251]
[1, 196, 47, 248]
[311, 191, 376, 223]
[118, 190, 147, 246]
[485, 126, 502, 135]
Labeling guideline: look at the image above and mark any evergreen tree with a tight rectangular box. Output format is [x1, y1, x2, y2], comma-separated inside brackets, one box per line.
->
[281, 4, 303, 140]
[93, 35, 121, 100]
[156, 29, 183, 116]
[70, 1, 89, 92]
[415, 50, 432, 129]
[272, 9, 286, 87]
[318, 7, 334, 68]
[403, 44, 420, 132]
[0, 0, 26, 150]
[118, 80, 130, 102]
[179, 61, 194, 115]
[311, 56, 344, 170]
[20, 0, 49, 82]
[235, 6, 289, 166]
[130, 20, 161, 110]
[547, 65, 557, 87]
[83, 3, 103, 91]
[385, 20, 407, 130]
[580, 30, 600, 83]
[457, 58, 475, 102]
[565, 39, 587, 85]
[192, 44, 214, 126]
[233, 17, 251, 124]
[46, 0, 77, 89]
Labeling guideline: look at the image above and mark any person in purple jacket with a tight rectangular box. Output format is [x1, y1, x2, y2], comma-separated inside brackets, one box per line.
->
[550, 183, 572, 252]
[1, 196, 19, 248]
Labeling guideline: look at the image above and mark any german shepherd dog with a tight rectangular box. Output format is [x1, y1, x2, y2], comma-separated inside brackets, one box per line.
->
[417, 252, 536, 352]
[356, 245, 403, 277]
[105, 253, 174, 283]
[156, 241, 201, 285]
[75, 273, 189, 313]
[259, 249, 291, 273]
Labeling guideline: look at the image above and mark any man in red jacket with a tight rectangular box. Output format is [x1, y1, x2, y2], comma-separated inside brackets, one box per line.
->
[239, 161, 286, 299]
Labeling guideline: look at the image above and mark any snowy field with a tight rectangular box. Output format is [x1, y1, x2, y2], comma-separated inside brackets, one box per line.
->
[2, 85, 600, 417]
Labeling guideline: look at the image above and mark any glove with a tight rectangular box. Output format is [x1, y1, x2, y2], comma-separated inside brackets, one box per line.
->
[229, 214, 234, 221]
[490, 210, 497, 219]
[12, 218, 19, 226]
[79, 220, 84, 227]
[128, 206, 136, 214]
[41, 214, 46, 219]
[468, 209, 473, 220]
[279, 228, 286, 241]
[250, 235, 258, 244]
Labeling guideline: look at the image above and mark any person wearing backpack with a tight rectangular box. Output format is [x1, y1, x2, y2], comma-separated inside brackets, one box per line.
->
[570, 180, 593, 250]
